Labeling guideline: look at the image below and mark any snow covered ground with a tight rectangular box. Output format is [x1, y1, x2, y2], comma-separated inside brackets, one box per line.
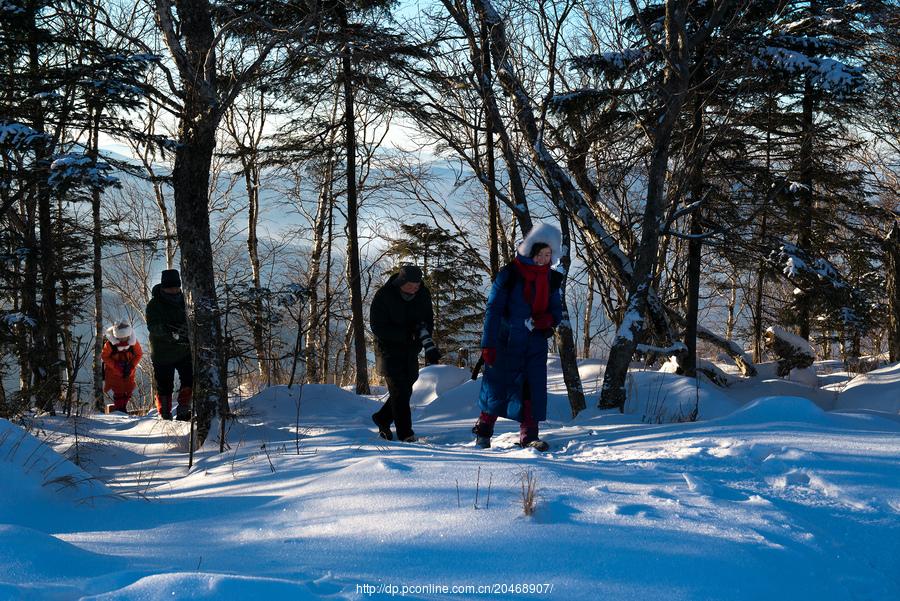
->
[2, 359, 900, 600]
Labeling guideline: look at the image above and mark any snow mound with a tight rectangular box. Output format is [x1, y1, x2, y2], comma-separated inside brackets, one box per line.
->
[81, 572, 333, 601]
[716, 396, 828, 426]
[411, 365, 472, 407]
[788, 366, 818, 388]
[0, 524, 122, 586]
[236, 384, 382, 427]
[0, 419, 116, 522]
[417, 377, 481, 422]
[726, 375, 837, 410]
[834, 362, 900, 414]
[623, 371, 740, 422]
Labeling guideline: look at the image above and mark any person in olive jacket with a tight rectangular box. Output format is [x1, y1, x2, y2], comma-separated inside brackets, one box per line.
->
[145, 269, 192, 420]
[369, 265, 440, 442]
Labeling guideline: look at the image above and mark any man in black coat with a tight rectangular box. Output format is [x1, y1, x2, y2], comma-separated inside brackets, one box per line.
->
[369, 265, 440, 442]
[145, 269, 192, 420]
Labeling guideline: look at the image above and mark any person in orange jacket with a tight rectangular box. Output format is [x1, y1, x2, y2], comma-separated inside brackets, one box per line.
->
[101, 320, 143, 414]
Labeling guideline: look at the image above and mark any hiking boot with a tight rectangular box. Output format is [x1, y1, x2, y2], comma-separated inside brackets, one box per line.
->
[472, 424, 492, 448]
[520, 439, 550, 452]
[175, 411, 191, 422]
[372, 413, 393, 441]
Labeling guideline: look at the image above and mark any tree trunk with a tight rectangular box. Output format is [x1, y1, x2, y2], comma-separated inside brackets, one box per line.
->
[172, 114, 228, 444]
[683, 209, 702, 377]
[796, 75, 815, 340]
[243, 141, 269, 382]
[885, 223, 900, 362]
[321, 196, 335, 381]
[555, 210, 586, 417]
[163, 0, 230, 446]
[29, 11, 60, 413]
[583, 271, 593, 358]
[341, 8, 370, 395]
[682, 40, 716, 378]
[340, 321, 354, 387]
[752, 262, 766, 363]
[600, 1, 688, 409]
[17, 197, 38, 402]
[305, 153, 336, 383]
[683, 83, 705, 378]
[725, 276, 738, 342]
[36, 178, 60, 413]
[481, 17, 500, 277]
[753, 93, 775, 363]
[90, 107, 105, 410]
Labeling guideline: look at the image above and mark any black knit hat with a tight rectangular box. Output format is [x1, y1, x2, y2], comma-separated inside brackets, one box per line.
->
[160, 269, 181, 288]
[395, 265, 423, 286]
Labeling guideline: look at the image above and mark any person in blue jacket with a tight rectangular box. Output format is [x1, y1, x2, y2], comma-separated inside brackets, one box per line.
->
[473, 223, 564, 451]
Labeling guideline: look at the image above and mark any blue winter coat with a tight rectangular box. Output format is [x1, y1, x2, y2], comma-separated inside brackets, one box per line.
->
[478, 259, 564, 422]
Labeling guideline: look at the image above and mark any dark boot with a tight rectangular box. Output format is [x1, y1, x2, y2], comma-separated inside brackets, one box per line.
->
[155, 394, 173, 420]
[519, 422, 549, 451]
[371, 412, 393, 440]
[175, 387, 192, 421]
[472, 413, 496, 449]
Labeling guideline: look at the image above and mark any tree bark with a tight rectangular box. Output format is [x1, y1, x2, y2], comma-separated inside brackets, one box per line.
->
[796, 75, 815, 340]
[90, 107, 105, 410]
[29, 6, 60, 413]
[321, 194, 335, 381]
[305, 152, 336, 383]
[683, 79, 705, 378]
[555, 209, 586, 417]
[340, 7, 370, 395]
[885, 223, 900, 362]
[158, 0, 230, 445]
[481, 16, 500, 276]
[583, 271, 594, 358]
[245, 153, 267, 382]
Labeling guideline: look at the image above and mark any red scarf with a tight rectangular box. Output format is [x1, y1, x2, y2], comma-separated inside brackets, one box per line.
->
[513, 256, 550, 317]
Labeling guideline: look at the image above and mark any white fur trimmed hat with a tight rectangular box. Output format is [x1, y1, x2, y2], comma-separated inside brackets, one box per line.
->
[516, 222, 562, 266]
[111, 320, 133, 339]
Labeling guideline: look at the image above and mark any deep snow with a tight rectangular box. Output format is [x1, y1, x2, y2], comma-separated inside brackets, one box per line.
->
[2, 358, 899, 600]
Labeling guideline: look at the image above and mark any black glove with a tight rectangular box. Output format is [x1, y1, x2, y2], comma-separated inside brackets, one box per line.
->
[418, 323, 441, 364]
[121, 362, 133, 378]
[540, 328, 555, 339]
[425, 346, 442, 365]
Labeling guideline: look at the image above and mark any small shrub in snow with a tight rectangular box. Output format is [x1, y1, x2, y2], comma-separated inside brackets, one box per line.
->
[520, 470, 538, 517]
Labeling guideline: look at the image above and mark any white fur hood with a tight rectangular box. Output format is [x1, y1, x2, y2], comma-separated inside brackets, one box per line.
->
[105, 327, 137, 348]
[516, 222, 562, 266]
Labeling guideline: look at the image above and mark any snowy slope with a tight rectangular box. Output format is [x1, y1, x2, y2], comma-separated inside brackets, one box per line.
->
[1, 360, 898, 600]
[832, 362, 900, 414]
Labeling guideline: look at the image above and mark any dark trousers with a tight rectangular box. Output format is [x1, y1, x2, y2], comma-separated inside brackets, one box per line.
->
[374, 355, 418, 440]
[152, 356, 193, 396]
